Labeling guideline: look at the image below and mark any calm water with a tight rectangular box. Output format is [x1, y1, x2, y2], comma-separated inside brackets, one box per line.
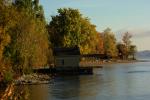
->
[17, 62, 150, 100]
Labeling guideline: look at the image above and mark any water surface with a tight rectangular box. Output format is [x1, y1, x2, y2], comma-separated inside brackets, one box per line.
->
[17, 62, 150, 100]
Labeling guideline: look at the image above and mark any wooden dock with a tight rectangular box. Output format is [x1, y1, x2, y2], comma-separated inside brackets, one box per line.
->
[33, 66, 103, 75]
[52, 67, 94, 75]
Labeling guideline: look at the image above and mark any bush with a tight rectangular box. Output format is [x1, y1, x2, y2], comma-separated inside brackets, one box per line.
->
[3, 71, 13, 84]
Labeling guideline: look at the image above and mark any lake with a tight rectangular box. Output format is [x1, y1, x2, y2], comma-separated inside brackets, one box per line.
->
[13, 61, 150, 100]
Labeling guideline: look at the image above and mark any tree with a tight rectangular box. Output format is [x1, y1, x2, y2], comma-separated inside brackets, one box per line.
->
[48, 8, 82, 47]
[0, 0, 15, 82]
[129, 45, 137, 60]
[95, 32, 104, 54]
[117, 43, 126, 59]
[4, 1, 50, 74]
[14, 0, 45, 21]
[79, 18, 101, 54]
[48, 8, 101, 54]
[14, 0, 33, 11]
[103, 28, 117, 58]
[122, 32, 132, 59]
[0, 1, 10, 61]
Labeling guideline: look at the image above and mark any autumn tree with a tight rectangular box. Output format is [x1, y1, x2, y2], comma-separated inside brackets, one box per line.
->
[4, 0, 50, 74]
[0, 1, 10, 61]
[0, 0, 17, 82]
[79, 18, 101, 54]
[99, 34, 104, 53]
[122, 32, 132, 59]
[48, 8, 102, 54]
[96, 32, 104, 54]
[103, 28, 117, 58]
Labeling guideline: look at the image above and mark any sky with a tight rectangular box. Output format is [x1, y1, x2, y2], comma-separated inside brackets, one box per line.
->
[40, 0, 150, 51]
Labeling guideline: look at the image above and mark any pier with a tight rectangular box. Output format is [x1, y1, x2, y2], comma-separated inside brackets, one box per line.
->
[33, 65, 103, 75]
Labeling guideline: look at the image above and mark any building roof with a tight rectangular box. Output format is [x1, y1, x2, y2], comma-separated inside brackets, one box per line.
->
[53, 46, 80, 56]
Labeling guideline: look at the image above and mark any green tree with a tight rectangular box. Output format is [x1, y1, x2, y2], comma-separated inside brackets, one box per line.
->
[48, 8, 101, 54]
[103, 28, 117, 58]
[129, 45, 137, 60]
[48, 8, 82, 47]
[117, 43, 126, 59]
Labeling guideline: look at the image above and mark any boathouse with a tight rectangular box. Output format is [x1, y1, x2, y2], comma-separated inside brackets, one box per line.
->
[34, 47, 102, 75]
[53, 46, 80, 68]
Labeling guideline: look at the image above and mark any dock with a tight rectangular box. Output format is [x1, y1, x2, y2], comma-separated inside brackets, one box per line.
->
[33, 66, 103, 75]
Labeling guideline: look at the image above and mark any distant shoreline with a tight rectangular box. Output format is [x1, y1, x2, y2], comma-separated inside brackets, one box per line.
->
[101, 60, 150, 65]
[80, 59, 150, 67]
[101, 59, 150, 64]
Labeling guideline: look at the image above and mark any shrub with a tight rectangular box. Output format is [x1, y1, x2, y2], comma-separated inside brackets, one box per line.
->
[3, 71, 13, 84]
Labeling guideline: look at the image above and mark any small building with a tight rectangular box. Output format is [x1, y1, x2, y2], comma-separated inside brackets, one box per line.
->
[53, 46, 80, 68]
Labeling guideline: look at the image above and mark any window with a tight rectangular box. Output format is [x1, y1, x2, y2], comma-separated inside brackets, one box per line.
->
[62, 59, 64, 65]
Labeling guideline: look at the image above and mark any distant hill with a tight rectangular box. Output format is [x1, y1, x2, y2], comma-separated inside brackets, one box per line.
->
[136, 50, 150, 60]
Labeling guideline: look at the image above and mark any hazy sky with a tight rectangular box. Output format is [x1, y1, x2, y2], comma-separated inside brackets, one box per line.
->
[40, 0, 150, 51]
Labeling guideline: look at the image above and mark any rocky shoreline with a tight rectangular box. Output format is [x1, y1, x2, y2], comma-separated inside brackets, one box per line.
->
[0, 73, 51, 99]
[14, 73, 52, 85]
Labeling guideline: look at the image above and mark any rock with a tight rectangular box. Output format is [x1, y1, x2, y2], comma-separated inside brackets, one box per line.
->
[14, 73, 51, 85]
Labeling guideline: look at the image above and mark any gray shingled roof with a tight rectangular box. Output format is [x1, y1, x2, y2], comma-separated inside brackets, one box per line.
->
[53, 46, 80, 56]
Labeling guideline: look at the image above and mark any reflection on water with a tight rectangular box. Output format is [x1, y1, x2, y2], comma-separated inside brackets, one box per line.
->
[49, 76, 80, 100]
[13, 62, 150, 100]
[28, 84, 50, 100]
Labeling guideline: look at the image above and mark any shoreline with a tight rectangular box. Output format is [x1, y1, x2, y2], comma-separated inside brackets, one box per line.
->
[12, 59, 150, 85]
[0, 73, 52, 99]
[100, 59, 149, 64]
[1, 59, 150, 99]
[14, 73, 52, 85]
[80, 59, 150, 67]
[102, 59, 150, 64]
[2, 59, 150, 86]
